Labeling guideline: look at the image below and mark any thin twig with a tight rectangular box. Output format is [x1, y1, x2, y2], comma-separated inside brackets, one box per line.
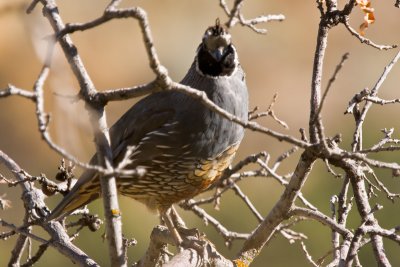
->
[300, 241, 319, 267]
[180, 200, 249, 243]
[237, 150, 316, 265]
[0, 84, 36, 100]
[290, 206, 353, 238]
[272, 147, 298, 171]
[21, 243, 49, 267]
[0, 219, 48, 244]
[365, 95, 400, 105]
[249, 93, 289, 129]
[0, 149, 100, 266]
[317, 52, 349, 117]
[343, 17, 397, 50]
[219, 0, 284, 33]
[231, 184, 263, 222]
[368, 168, 400, 201]
[351, 49, 400, 151]
[325, 159, 342, 178]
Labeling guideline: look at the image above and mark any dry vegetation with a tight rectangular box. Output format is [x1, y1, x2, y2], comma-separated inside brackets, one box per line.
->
[1, 0, 400, 266]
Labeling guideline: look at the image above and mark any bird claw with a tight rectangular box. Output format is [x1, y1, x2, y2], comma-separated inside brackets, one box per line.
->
[160, 207, 212, 262]
[178, 235, 216, 267]
[181, 238, 207, 252]
[177, 226, 202, 239]
[22, 189, 50, 220]
[176, 227, 209, 254]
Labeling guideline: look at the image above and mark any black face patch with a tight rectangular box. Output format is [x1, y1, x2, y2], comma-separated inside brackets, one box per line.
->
[197, 44, 236, 77]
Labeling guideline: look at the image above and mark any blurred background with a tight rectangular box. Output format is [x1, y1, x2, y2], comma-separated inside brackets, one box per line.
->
[1, 0, 400, 266]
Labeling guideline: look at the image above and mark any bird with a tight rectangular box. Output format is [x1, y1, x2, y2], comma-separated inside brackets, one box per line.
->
[48, 19, 249, 246]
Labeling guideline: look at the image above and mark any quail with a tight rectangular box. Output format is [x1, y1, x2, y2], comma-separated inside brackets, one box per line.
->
[49, 20, 249, 245]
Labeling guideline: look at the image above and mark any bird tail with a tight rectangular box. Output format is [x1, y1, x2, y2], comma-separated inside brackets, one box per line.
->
[47, 169, 100, 221]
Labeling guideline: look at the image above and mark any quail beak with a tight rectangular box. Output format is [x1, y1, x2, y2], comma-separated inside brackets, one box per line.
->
[211, 46, 226, 62]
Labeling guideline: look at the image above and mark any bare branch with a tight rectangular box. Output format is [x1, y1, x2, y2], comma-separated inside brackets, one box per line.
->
[344, 88, 370, 115]
[249, 93, 289, 129]
[0, 84, 36, 100]
[277, 219, 308, 243]
[135, 225, 171, 267]
[0, 149, 100, 266]
[237, 13, 285, 34]
[325, 159, 342, 178]
[318, 52, 349, 117]
[341, 161, 391, 266]
[237, 150, 316, 265]
[222, 151, 268, 180]
[231, 184, 263, 222]
[8, 212, 31, 266]
[300, 241, 319, 267]
[365, 95, 400, 105]
[350, 49, 400, 151]
[368, 167, 400, 201]
[309, 1, 333, 144]
[180, 200, 249, 243]
[0, 219, 48, 244]
[0, 231, 17, 241]
[3, 0, 400, 266]
[21, 243, 49, 267]
[36, 1, 130, 264]
[97, 81, 159, 103]
[272, 146, 298, 171]
[26, 0, 40, 13]
[343, 17, 397, 50]
[165, 245, 235, 267]
[224, 0, 244, 28]
[2, 170, 67, 195]
[219, 0, 285, 33]
[290, 207, 353, 238]
[316, 0, 325, 15]
[57, 5, 166, 80]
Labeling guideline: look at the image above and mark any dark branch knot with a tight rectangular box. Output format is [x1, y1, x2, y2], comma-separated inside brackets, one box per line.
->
[322, 10, 342, 28]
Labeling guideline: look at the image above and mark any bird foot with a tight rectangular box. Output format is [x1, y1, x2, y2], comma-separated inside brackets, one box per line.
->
[180, 237, 208, 253]
[160, 207, 208, 254]
[177, 226, 202, 239]
[176, 227, 208, 253]
[177, 233, 216, 267]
